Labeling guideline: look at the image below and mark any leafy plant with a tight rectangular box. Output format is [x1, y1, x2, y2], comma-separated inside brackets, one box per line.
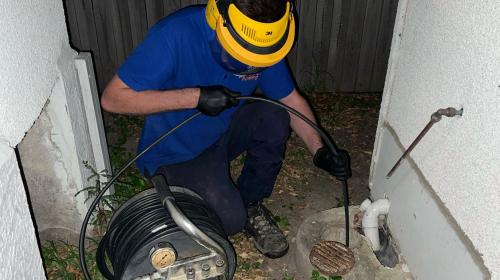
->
[76, 161, 115, 235]
[310, 270, 342, 280]
[273, 215, 290, 230]
[42, 240, 105, 280]
[335, 197, 344, 207]
[239, 261, 262, 272]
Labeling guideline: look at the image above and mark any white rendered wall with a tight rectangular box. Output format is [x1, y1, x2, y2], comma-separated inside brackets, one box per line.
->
[0, 0, 70, 147]
[371, 0, 499, 279]
[0, 0, 109, 275]
[0, 145, 45, 278]
[371, 127, 488, 279]
[0, 0, 70, 276]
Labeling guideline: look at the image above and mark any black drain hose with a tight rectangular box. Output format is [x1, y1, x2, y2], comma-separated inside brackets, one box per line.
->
[241, 97, 350, 247]
[96, 188, 233, 279]
[79, 96, 350, 279]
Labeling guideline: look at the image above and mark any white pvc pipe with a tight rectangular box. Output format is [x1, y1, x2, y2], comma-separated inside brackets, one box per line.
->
[360, 198, 391, 251]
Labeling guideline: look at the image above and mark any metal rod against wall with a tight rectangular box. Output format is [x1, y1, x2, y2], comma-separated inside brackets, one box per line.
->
[385, 107, 463, 178]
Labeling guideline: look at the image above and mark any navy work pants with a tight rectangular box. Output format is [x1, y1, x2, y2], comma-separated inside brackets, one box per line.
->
[155, 101, 290, 235]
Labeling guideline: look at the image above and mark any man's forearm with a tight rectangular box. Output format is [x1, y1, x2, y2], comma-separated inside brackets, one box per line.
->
[101, 75, 200, 115]
[281, 90, 323, 154]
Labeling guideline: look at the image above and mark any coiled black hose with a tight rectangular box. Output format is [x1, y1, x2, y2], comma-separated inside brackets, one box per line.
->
[79, 96, 350, 279]
[96, 188, 233, 279]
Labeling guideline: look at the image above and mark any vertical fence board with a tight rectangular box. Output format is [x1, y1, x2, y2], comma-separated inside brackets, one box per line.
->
[92, 0, 121, 88]
[70, 0, 105, 89]
[339, 0, 368, 92]
[180, 0, 197, 8]
[64, 0, 398, 93]
[313, 0, 335, 92]
[326, 0, 343, 90]
[295, 0, 317, 89]
[371, 0, 398, 91]
[110, 0, 126, 64]
[355, 0, 384, 92]
[164, 1, 182, 17]
[117, 0, 133, 58]
[64, 0, 82, 48]
[72, 0, 99, 51]
[145, 0, 165, 28]
[333, 0, 352, 91]
[128, 0, 148, 49]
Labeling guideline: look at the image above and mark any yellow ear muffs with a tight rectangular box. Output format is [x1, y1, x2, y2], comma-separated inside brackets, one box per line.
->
[206, 0, 296, 68]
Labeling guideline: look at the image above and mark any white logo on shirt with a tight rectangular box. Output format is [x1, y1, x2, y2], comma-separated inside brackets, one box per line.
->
[234, 73, 260, 81]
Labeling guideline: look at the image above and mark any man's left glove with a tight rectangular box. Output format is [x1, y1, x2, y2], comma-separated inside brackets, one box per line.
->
[313, 146, 352, 181]
[197, 86, 240, 116]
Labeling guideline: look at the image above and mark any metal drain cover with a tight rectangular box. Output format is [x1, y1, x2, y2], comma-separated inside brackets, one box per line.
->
[309, 241, 355, 276]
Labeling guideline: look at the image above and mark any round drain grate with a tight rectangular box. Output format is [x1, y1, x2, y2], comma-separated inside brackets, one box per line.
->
[309, 241, 355, 276]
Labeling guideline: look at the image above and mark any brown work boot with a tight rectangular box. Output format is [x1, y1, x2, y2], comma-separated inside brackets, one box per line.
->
[244, 203, 289, 258]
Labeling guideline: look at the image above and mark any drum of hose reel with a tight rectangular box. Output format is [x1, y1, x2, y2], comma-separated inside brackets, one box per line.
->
[96, 185, 236, 280]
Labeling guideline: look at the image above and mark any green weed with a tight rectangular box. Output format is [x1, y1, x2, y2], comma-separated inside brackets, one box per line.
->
[310, 269, 342, 280]
[42, 240, 104, 280]
[273, 215, 290, 230]
[335, 197, 344, 207]
[76, 162, 115, 235]
[239, 261, 262, 271]
[281, 202, 295, 210]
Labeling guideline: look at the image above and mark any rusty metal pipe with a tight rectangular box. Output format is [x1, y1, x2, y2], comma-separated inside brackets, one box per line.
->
[386, 107, 463, 178]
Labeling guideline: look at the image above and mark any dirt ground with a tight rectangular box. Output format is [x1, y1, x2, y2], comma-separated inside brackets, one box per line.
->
[225, 92, 381, 279]
[104, 91, 381, 280]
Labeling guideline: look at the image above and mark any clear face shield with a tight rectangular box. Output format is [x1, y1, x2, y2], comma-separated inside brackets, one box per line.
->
[209, 38, 266, 75]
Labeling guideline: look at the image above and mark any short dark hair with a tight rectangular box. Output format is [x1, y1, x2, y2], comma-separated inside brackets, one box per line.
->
[234, 0, 288, 23]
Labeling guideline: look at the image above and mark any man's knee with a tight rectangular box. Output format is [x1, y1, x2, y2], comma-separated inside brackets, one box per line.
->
[198, 183, 247, 235]
[217, 200, 247, 235]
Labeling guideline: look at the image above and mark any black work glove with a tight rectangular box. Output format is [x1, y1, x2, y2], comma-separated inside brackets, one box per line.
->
[197, 86, 240, 116]
[313, 146, 352, 181]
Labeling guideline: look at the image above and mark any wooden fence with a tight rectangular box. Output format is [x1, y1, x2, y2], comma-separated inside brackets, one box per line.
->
[63, 0, 398, 93]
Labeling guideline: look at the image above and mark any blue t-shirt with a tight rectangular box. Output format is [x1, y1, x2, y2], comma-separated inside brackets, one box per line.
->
[117, 6, 295, 176]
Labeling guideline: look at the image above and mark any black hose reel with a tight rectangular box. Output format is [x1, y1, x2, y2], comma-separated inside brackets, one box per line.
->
[96, 175, 236, 280]
[80, 96, 351, 280]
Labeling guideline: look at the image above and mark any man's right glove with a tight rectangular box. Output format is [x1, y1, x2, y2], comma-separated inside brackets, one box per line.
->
[313, 146, 352, 181]
[197, 86, 240, 116]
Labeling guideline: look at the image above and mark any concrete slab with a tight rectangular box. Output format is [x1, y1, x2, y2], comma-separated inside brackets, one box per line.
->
[295, 206, 412, 280]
